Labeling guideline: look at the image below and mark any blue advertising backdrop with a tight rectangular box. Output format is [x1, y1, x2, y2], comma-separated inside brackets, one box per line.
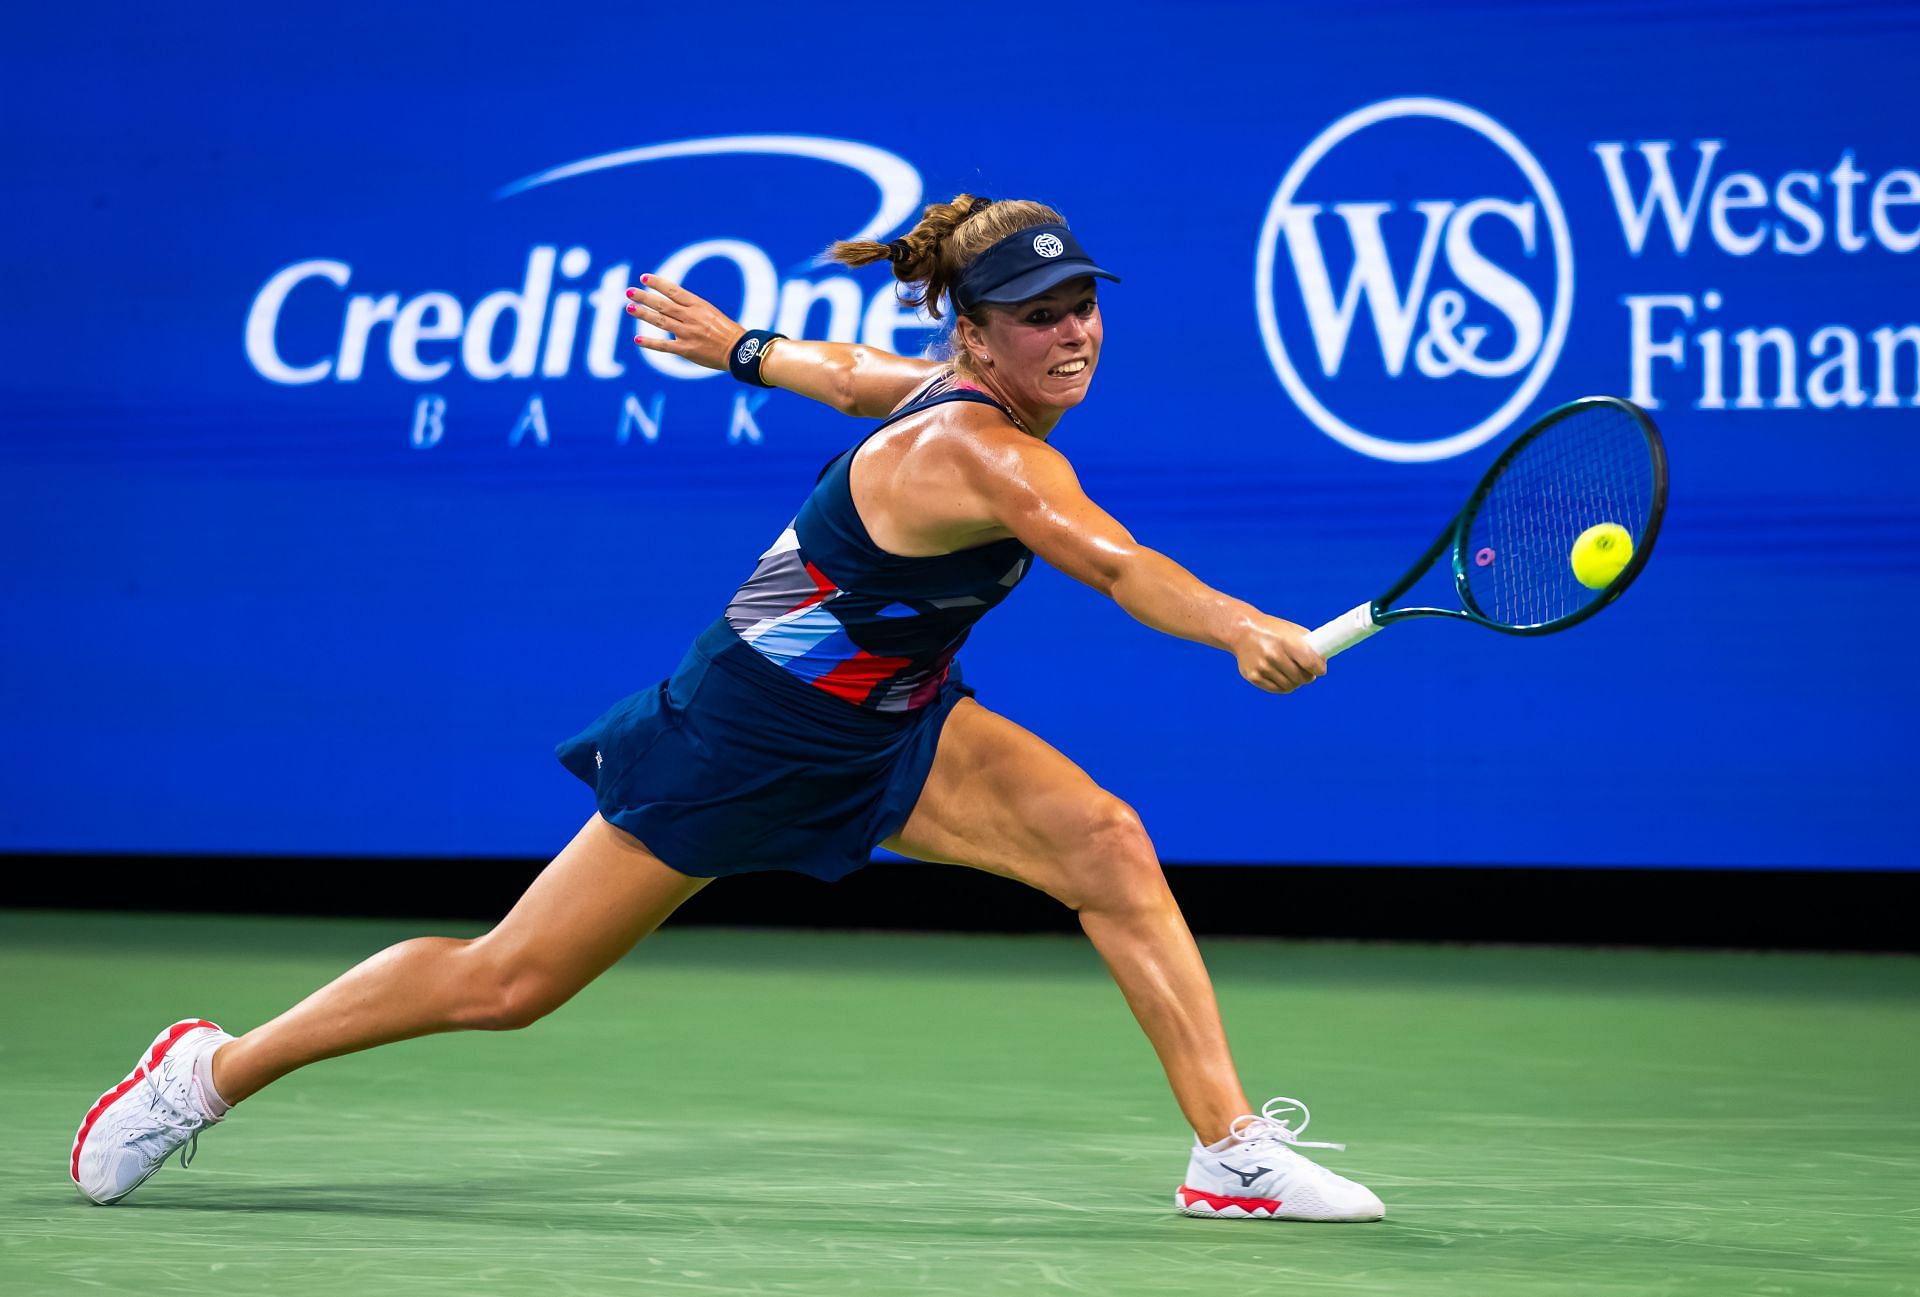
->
[4, 2, 1916, 867]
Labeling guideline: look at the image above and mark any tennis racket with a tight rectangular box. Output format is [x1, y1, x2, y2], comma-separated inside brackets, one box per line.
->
[1307, 396, 1668, 659]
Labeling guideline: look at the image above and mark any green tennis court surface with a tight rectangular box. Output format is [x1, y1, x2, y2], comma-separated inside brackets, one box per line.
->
[3, 911, 1915, 1296]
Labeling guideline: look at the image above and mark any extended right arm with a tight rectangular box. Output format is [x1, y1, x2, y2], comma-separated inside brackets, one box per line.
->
[624, 275, 938, 416]
[760, 341, 941, 417]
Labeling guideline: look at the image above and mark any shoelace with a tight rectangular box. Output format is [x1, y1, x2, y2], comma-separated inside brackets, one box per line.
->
[128, 1069, 205, 1170]
[1226, 1096, 1347, 1153]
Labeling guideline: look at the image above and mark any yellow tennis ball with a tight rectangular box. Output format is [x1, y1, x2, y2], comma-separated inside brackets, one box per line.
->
[1571, 522, 1633, 589]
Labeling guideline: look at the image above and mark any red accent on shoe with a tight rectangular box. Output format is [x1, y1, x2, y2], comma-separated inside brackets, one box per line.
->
[70, 1019, 218, 1184]
[1179, 1185, 1284, 1214]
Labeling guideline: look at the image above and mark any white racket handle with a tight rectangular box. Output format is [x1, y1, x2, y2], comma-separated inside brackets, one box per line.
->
[1307, 602, 1384, 659]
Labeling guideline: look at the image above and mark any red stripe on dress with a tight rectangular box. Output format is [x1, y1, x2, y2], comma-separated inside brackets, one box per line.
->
[1178, 1186, 1284, 1213]
[71, 1019, 217, 1182]
[785, 561, 839, 614]
[812, 649, 914, 705]
[905, 663, 951, 710]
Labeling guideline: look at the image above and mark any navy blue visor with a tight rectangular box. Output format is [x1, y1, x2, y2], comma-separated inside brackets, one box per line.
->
[951, 223, 1120, 314]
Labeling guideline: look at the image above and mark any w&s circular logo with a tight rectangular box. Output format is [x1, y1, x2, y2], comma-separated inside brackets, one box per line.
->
[1255, 98, 1573, 462]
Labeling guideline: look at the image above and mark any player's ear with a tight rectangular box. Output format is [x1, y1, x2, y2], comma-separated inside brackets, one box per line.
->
[956, 314, 992, 368]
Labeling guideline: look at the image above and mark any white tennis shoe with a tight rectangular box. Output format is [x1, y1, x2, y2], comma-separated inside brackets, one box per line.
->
[1176, 1097, 1385, 1221]
[71, 1019, 232, 1205]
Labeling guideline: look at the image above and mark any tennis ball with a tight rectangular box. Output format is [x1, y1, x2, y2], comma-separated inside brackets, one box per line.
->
[1570, 522, 1633, 589]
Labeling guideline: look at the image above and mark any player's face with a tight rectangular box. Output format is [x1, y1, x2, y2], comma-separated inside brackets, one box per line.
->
[981, 277, 1102, 410]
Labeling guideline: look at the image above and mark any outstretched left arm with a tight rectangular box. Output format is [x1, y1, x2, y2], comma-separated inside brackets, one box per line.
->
[626, 275, 939, 417]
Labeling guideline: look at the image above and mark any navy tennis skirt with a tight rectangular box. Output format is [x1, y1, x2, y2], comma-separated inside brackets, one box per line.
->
[555, 619, 971, 881]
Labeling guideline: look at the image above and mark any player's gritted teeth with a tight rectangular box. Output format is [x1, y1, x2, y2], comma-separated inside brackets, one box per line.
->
[1048, 358, 1090, 378]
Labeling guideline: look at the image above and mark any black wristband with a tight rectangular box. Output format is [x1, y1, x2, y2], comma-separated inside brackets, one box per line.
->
[728, 330, 786, 387]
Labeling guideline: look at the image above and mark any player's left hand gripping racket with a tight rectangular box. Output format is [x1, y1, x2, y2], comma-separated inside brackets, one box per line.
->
[1307, 396, 1669, 659]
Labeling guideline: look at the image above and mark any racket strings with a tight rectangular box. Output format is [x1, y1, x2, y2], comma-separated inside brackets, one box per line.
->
[1465, 405, 1656, 630]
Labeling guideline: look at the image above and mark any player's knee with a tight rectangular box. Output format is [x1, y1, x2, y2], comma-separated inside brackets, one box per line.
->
[1065, 797, 1166, 913]
[451, 942, 567, 1032]
[474, 981, 561, 1032]
[1084, 796, 1150, 855]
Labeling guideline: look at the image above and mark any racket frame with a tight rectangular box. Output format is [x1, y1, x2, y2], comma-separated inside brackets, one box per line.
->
[1310, 397, 1668, 657]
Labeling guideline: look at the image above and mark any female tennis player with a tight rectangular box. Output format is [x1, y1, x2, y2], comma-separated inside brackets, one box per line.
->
[71, 195, 1384, 1223]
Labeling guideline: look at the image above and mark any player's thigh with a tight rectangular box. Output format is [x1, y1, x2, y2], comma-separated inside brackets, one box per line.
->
[471, 814, 711, 995]
[882, 698, 1155, 909]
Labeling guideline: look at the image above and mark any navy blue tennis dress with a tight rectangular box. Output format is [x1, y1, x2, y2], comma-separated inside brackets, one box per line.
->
[556, 373, 1032, 881]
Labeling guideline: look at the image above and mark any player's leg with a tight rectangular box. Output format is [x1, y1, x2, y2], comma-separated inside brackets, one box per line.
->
[882, 700, 1383, 1221]
[880, 699, 1250, 1144]
[75, 813, 706, 1203]
[212, 814, 709, 1103]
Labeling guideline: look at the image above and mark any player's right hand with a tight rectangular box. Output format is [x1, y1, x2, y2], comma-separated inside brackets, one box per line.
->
[624, 275, 743, 372]
[1231, 613, 1328, 694]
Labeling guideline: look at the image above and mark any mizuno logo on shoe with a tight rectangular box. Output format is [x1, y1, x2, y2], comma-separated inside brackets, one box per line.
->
[1218, 1160, 1273, 1189]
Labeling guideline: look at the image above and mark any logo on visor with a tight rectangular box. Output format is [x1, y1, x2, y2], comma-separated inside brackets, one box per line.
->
[1255, 98, 1573, 462]
[1032, 232, 1065, 258]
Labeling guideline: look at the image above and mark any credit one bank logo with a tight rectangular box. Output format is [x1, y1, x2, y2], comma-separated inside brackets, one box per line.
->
[241, 135, 931, 447]
[1255, 98, 1574, 463]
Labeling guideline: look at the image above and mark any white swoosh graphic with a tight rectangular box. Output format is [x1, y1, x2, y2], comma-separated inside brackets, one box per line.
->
[496, 135, 924, 244]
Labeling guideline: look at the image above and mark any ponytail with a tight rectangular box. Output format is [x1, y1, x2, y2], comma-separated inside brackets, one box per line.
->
[826, 194, 1061, 322]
